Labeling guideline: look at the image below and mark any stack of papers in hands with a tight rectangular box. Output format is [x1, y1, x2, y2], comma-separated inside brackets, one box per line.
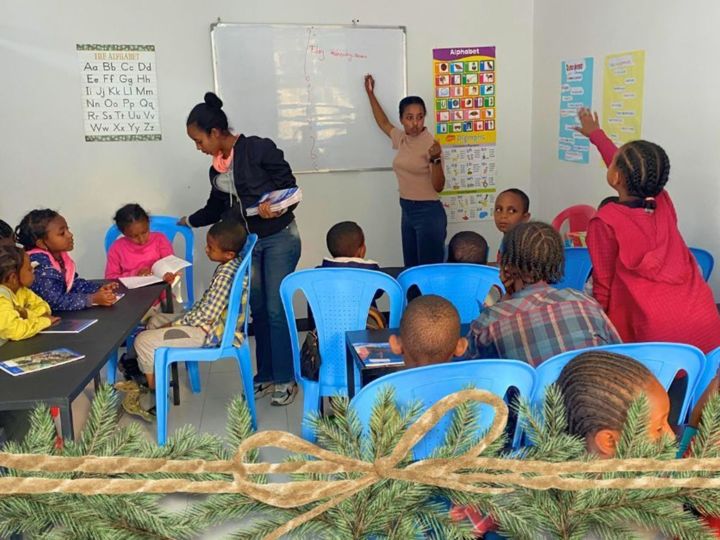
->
[246, 187, 302, 216]
[118, 255, 191, 289]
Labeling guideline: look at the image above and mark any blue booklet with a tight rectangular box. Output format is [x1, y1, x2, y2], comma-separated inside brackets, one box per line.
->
[40, 319, 97, 334]
[353, 342, 404, 367]
[0, 348, 85, 376]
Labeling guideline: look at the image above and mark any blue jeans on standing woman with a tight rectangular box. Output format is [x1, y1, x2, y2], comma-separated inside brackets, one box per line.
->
[251, 220, 301, 385]
[400, 198, 447, 267]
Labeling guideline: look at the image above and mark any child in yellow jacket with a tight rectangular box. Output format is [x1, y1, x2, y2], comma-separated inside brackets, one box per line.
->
[0, 244, 59, 346]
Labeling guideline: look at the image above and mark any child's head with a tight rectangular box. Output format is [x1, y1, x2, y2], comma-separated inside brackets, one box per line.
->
[0, 220, 15, 247]
[326, 221, 366, 259]
[500, 221, 564, 288]
[447, 231, 488, 264]
[0, 245, 34, 291]
[16, 209, 73, 254]
[494, 188, 530, 234]
[608, 140, 670, 210]
[114, 204, 150, 245]
[598, 196, 619, 210]
[389, 295, 467, 368]
[557, 351, 673, 458]
[186, 92, 230, 157]
[206, 219, 248, 263]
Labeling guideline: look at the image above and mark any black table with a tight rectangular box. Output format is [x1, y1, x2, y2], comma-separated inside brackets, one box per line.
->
[0, 284, 169, 439]
[345, 323, 472, 399]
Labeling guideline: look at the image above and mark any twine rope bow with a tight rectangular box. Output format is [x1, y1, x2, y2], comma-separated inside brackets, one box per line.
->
[2, 389, 720, 540]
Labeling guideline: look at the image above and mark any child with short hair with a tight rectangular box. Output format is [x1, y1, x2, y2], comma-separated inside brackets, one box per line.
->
[389, 295, 467, 368]
[321, 221, 380, 270]
[105, 204, 175, 282]
[447, 231, 489, 264]
[466, 221, 620, 365]
[16, 209, 118, 311]
[0, 220, 15, 247]
[575, 108, 720, 352]
[0, 244, 59, 346]
[494, 188, 531, 262]
[124, 219, 248, 420]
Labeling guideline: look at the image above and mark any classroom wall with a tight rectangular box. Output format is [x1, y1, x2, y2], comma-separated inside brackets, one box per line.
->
[1, 0, 534, 292]
[531, 0, 720, 295]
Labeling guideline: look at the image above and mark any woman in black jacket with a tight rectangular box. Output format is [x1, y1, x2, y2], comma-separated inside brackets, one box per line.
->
[180, 92, 301, 406]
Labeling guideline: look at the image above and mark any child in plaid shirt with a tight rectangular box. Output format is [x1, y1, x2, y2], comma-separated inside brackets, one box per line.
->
[123, 219, 248, 420]
[466, 221, 620, 366]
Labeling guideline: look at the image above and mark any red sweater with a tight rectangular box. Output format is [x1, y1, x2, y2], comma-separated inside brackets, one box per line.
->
[587, 129, 720, 353]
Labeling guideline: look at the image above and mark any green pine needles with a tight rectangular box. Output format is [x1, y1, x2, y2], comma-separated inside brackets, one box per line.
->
[2, 384, 720, 539]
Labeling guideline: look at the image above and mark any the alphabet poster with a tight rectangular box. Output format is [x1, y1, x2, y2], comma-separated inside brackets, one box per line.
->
[558, 57, 594, 163]
[77, 44, 161, 142]
[602, 50, 645, 146]
[434, 46, 497, 222]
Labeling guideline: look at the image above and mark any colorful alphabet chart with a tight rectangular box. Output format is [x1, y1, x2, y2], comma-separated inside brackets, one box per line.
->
[434, 46, 497, 222]
[77, 44, 161, 142]
[433, 46, 496, 147]
[558, 57, 594, 163]
[602, 50, 645, 146]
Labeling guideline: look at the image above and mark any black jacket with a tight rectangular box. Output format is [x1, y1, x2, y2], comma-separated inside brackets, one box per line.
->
[188, 135, 297, 237]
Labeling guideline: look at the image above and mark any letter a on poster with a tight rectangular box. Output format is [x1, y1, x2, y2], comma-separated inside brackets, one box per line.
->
[602, 50, 645, 146]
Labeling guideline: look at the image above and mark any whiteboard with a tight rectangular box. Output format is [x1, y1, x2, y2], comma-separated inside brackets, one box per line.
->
[211, 23, 407, 173]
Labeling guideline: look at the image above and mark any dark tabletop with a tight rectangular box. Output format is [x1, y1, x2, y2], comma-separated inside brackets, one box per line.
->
[0, 284, 166, 410]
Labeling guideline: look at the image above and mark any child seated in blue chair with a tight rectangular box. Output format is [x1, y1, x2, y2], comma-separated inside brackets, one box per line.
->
[320, 221, 380, 270]
[389, 295, 467, 367]
[120, 219, 248, 421]
[447, 231, 489, 265]
[466, 221, 620, 366]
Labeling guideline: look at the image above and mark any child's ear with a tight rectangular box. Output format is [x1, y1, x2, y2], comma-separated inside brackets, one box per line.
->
[522, 212, 531, 222]
[592, 429, 621, 458]
[454, 337, 468, 357]
[389, 334, 403, 355]
[356, 244, 367, 259]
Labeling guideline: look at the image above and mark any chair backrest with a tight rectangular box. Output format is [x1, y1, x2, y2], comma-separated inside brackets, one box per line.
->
[350, 359, 535, 459]
[104, 215, 196, 305]
[218, 234, 257, 350]
[397, 263, 504, 324]
[280, 268, 404, 394]
[554, 248, 592, 291]
[551, 205, 596, 234]
[689, 247, 714, 282]
[532, 342, 706, 424]
[693, 346, 720, 411]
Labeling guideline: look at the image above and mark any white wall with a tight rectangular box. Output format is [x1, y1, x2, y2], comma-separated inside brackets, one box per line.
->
[531, 0, 720, 295]
[0, 0, 534, 292]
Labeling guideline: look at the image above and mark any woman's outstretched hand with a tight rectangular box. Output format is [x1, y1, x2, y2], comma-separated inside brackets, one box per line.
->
[364, 74, 375, 95]
[572, 107, 600, 138]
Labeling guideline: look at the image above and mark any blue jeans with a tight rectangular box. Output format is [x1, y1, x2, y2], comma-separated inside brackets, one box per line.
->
[399, 198, 447, 267]
[251, 220, 301, 384]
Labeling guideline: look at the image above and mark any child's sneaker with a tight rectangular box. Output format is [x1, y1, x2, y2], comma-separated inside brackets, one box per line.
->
[254, 382, 273, 398]
[121, 390, 155, 422]
[271, 383, 297, 406]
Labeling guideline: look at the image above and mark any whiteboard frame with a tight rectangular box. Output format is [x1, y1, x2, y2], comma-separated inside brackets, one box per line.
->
[210, 22, 408, 174]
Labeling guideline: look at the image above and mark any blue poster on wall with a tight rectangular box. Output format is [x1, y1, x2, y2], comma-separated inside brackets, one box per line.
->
[558, 57, 594, 163]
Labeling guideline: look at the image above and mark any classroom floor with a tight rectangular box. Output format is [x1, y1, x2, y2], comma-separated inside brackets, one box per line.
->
[67, 336, 305, 539]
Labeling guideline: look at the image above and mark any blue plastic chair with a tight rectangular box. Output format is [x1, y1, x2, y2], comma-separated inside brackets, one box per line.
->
[689, 247, 714, 282]
[532, 342, 706, 425]
[397, 264, 504, 324]
[153, 234, 257, 445]
[692, 346, 720, 412]
[104, 215, 196, 307]
[554, 248, 592, 291]
[349, 360, 535, 459]
[280, 268, 404, 441]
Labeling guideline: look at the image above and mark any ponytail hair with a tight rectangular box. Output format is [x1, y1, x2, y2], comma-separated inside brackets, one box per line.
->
[186, 92, 230, 135]
[15, 209, 59, 250]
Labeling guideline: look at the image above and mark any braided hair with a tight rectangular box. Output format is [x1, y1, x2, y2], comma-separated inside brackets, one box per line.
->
[500, 221, 564, 284]
[15, 209, 59, 250]
[614, 140, 670, 211]
[0, 244, 25, 283]
[557, 351, 654, 440]
[114, 203, 149, 234]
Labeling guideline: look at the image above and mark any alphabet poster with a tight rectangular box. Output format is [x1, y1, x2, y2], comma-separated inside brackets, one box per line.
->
[434, 46, 497, 222]
[558, 57, 594, 163]
[602, 50, 645, 146]
[77, 44, 161, 142]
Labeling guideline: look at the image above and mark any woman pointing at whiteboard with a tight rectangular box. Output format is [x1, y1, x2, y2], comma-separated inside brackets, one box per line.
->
[364, 74, 447, 267]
